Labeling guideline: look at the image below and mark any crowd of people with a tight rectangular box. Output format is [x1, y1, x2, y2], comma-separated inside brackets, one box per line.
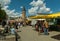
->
[1, 20, 23, 35]
[1, 20, 49, 35]
[35, 20, 49, 35]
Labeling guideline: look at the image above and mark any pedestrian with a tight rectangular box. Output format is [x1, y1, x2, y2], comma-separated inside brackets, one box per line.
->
[38, 21, 42, 35]
[14, 21, 18, 32]
[43, 20, 49, 35]
[2, 20, 6, 28]
[10, 25, 16, 34]
[18, 22, 21, 28]
[35, 24, 38, 31]
[4, 24, 9, 33]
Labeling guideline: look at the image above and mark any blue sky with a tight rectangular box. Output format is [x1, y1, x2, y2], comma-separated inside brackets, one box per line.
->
[0, 0, 60, 17]
[8, 0, 60, 12]
[45, 0, 60, 13]
[8, 0, 33, 16]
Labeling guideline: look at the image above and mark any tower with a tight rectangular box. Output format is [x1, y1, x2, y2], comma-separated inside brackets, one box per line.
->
[22, 6, 26, 19]
[22, 6, 26, 25]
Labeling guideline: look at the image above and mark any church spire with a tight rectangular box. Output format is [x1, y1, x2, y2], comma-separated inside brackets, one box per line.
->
[21, 6, 26, 26]
[22, 6, 26, 11]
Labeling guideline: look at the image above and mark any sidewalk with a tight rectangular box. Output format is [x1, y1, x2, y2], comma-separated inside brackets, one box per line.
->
[0, 25, 60, 41]
[18, 26, 60, 41]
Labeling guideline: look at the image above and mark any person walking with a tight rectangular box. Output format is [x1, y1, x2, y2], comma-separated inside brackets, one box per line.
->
[43, 20, 49, 35]
[38, 21, 42, 35]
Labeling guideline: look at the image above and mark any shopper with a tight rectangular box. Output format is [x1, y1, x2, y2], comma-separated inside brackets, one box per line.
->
[43, 20, 49, 35]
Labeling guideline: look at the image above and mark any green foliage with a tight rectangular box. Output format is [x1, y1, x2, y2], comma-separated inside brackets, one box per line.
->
[0, 7, 7, 20]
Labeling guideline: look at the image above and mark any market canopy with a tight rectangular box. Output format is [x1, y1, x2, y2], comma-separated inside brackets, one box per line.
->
[29, 15, 47, 19]
[29, 12, 60, 19]
[48, 12, 60, 18]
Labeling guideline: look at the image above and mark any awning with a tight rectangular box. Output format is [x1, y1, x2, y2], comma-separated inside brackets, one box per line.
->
[29, 12, 60, 19]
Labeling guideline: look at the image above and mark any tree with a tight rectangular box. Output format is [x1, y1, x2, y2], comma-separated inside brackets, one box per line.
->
[0, 4, 7, 21]
[0, 10, 7, 19]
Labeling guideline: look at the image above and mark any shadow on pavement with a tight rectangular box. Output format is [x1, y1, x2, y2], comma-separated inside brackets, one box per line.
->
[51, 34, 60, 40]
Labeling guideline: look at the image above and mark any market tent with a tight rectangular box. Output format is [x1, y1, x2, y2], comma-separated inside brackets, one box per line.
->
[48, 12, 60, 18]
[29, 15, 47, 19]
[29, 12, 60, 19]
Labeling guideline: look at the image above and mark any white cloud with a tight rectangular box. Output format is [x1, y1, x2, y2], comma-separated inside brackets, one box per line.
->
[1, 6, 9, 10]
[28, 7, 38, 14]
[20, 6, 23, 8]
[7, 10, 21, 17]
[46, 8, 50, 12]
[8, 12, 20, 17]
[30, 0, 44, 7]
[20, 14, 22, 17]
[1, 6, 10, 14]
[38, 7, 50, 13]
[0, 0, 11, 7]
[6, 9, 21, 17]
[9, 9, 15, 14]
[28, 0, 52, 15]
[0, 0, 21, 17]
[1, 6, 15, 15]
[2, 6, 21, 17]
[3, 0, 11, 5]
[30, 0, 36, 6]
